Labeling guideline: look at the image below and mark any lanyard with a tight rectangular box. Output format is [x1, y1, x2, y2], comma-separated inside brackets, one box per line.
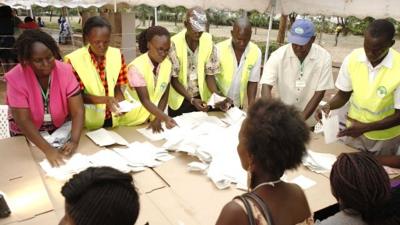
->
[39, 76, 51, 113]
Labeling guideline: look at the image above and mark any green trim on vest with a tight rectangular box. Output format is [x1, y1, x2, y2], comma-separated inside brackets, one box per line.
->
[119, 53, 172, 126]
[168, 29, 213, 110]
[347, 48, 400, 140]
[65, 46, 122, 130]
[216, 39, 259, 106]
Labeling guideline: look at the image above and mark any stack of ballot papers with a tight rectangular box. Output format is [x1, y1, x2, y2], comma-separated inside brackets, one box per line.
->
[303, 150, 337, 173]
[114, 141, 174, 168]
[39, 153, 93, 180]
[31, 121, 72, 148]
[86, 128, 129, 146]
[221, 107, 246, 125]
[39, 142, 173, 180]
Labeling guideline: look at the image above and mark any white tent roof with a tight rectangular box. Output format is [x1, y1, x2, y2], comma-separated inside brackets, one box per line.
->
[1, 0, 400, 20]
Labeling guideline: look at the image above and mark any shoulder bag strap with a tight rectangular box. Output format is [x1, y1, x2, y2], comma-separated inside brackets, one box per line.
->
[234, 195, 257, 225]
[246, 192, 275, 225]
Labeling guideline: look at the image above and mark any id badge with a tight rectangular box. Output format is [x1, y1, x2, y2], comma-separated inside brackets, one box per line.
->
[295, 80, 306, 88]
[189, 71, 197, 80]
[44, 113, 52, 122]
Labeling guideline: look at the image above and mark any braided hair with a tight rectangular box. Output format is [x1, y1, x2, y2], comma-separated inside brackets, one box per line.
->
[61, 167, 140, 225]
[138, 26, 170, 54]
[14, 29, 61, 62]
[331, 152, 400, 225]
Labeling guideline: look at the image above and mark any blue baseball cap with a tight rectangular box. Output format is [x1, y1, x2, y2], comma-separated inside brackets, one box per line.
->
[288, 19, 315, 45]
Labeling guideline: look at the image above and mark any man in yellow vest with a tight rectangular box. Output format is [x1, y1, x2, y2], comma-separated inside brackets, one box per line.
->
[316, 19, 400, 154]
[65, 16, 127, 130]
[168, 7, 232, 117]
[215, 17, 261, 108]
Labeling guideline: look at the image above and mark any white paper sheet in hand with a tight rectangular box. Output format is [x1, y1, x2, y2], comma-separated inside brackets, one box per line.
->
[322, 114, 339, 144]
[86, 128, 129, 146]
[207, 93, 226, 107]
[222, 107, 246, 125]
[118, 100, 141, 113]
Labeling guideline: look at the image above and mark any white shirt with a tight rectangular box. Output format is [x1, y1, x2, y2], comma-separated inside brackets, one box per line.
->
[336, 49, 400, 109]
[260, 43, 334, 111]
[219, 42, 262, 106]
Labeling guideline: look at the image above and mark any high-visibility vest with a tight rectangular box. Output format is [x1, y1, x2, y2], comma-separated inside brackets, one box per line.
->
[347, 48, 400, 140]
[65, 46, 121, 130]
[168, 29, 213, 110]
[119, 53, 171, 126]
[216, 39, 260, 107]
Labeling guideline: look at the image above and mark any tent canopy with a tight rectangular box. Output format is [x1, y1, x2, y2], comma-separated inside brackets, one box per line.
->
[1, 0, 400, 20]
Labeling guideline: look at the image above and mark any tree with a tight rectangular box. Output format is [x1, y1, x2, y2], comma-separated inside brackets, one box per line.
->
[135, 4, 153, 27]
[276, 15, 288, 44]
[173, 6, 186, 26]
[249, 11, 268, 35]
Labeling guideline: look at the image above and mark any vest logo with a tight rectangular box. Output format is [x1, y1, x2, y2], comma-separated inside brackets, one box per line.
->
[294, 27, 304, 35]
[376, 86, 387, 98]
[160, 82, 167, 90]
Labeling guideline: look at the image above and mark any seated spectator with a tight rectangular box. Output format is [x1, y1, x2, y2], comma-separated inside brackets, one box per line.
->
[18, 16, 39, 29]
[216, 99, 313, 225]
[59, 167, 140, 225]
[316, 152, 400, 225]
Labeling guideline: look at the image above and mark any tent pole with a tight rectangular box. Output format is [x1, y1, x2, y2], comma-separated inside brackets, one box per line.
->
[264, 0, 276, 65]
[114, 0, 117, 13]
[65, 8, 76, 48]
[154, 7, 158, 26]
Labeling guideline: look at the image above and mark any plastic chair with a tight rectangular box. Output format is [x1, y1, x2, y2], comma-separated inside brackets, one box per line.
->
[0, 105, 10, 139]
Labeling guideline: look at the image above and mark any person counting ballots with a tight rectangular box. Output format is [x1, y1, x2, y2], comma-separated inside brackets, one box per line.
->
[315, 19, 400, 155]
[168, 7, 233, 117]
[5, 29, 84, 167]
[261, 19, 334, 126]
[215, 17, 261, 108]
[65, 16, 128, 130]
[119, 26, 178, 133]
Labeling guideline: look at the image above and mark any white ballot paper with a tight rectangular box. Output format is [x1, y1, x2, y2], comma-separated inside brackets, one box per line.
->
[303, 150, 337, 173]
[118, 100, 141, 113]
[207, 93, 226, 107]
[322, 114, 339, 144]
[86, 128, 129, 146]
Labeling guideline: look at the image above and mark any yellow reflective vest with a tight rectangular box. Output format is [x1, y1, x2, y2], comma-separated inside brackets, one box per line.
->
[119, 53, 171, 126]
[347, 48, 400, 140]
[216, 39, 260, 107]
[64, 46, 121, 130]
[168, 29, 213, 110]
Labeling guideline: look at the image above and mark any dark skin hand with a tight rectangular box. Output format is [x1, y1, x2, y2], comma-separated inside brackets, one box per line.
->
[12, 108, 65, 167]
[302, 90, 325, 120]
[171, 77, 209, 112]
[206, 75, 233, 111]
[136, 86, 177, 133]
[61, 93, 84, 156]
[81, 85, 124, 115]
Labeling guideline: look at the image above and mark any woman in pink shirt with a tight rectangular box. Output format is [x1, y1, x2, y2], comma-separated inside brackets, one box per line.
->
[5, 29, 84, 167]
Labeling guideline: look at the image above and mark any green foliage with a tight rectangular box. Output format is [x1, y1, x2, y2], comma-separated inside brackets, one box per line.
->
[346, 16, 374, 35]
